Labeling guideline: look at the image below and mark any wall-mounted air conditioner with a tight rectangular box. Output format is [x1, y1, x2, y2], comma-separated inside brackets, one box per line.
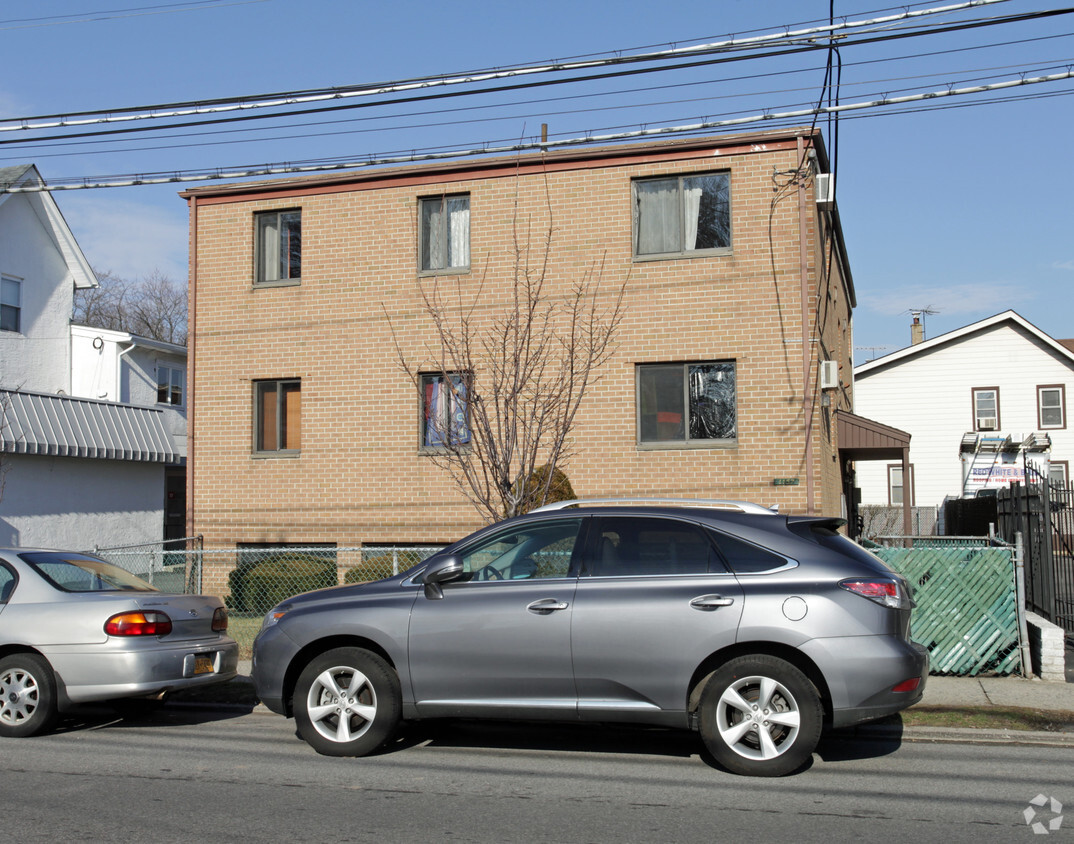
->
[820, 360, 839, 390]
[816, 173, 835, 208]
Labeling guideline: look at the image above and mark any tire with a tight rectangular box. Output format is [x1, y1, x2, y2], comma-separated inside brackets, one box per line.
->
[0, 653, 58, 738]
[698, 655, 823, 777]
[293, 647, 401, 757]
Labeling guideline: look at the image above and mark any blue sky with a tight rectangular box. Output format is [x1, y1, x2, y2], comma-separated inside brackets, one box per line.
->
[2, 0, 1071, 361]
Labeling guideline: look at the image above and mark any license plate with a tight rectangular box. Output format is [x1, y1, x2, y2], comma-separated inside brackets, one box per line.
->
[194, 655, 214, 675]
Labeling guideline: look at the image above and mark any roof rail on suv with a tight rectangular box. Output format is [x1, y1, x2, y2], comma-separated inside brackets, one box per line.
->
[530, 498, 780, 516]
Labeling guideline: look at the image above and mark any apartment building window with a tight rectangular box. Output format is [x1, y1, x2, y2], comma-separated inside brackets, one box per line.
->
[887, 464, 915, 506]
[255, 210, 301, 285]
[637, 362, 736, 446]
[972, 387, 1000, 432]
[1038, 385, 1066, 429]
[1, 276, 21, 333]
[255, 379, 301, 454]
[420, 194, 470, 273]
[421, 372, 471, 448]
[633, 172, 730, 258]
[156, 365, 185, 407]
[1048, 461, 1069, 488]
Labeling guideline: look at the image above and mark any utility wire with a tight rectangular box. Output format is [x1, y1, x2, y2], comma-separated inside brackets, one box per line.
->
[5, 6, 1069, 150]
[4, 68, 1070, 193]
[0, 0, 1017, 132]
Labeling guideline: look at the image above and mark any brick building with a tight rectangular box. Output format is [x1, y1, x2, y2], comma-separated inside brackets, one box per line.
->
[182, 128, 863, 560]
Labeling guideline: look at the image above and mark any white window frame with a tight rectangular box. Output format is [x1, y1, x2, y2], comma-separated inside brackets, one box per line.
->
[1037, 385, 1066, 430]
[972, 387, 1000, 432]
[887, 464, 915, 507]
[1, 275, 22, 333]
[156, 365, 185, 407]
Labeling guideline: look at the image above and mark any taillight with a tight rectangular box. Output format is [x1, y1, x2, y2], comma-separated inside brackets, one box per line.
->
[104, 611, 173, 636]
[892, 678, 921, 693]
[840, 579, 914, 610]
[212, 607, 228, 633]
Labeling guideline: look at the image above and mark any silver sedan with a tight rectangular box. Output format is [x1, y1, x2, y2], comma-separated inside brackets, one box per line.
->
[0, 549, 239, 737]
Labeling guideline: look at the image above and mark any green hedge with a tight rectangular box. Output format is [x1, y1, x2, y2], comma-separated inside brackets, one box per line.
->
[226, 553, 337, 614]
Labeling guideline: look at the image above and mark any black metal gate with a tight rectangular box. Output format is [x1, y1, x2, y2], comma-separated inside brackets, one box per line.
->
[997, 466, 1074, 636]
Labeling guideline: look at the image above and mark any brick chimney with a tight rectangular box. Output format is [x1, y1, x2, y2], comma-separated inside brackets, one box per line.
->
[911, 315, 925, 345]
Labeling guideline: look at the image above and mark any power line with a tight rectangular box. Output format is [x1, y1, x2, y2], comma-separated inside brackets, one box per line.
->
[0, 0, 1018, 133]
[4, 67, 1070, 193]
[0, 0, 270, 31]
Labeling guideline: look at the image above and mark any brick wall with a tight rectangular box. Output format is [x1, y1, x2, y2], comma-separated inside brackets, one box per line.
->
[186, 132, 853, 549]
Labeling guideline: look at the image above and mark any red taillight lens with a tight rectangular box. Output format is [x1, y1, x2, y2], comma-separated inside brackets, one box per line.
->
[105, 611, 172, 636]
[840, 579, 913, 609]
[892, 678, 921, 693]
[212, 607, 228, 633]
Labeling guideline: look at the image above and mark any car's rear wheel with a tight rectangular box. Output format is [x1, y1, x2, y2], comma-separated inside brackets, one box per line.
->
[0, 653, 58, 738]
[293, 647, 401, 757]
[698, 655, 823, 777]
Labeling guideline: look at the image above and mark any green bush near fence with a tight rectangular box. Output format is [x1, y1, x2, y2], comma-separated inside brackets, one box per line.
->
[226, 553, 337, 614]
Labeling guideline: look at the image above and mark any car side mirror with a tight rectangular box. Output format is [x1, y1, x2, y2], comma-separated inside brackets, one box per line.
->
[422, 555, 465, 600]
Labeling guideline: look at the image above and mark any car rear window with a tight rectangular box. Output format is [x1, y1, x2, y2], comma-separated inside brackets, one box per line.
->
[707, 529, 790, 574]
[20, 552, 158, 593]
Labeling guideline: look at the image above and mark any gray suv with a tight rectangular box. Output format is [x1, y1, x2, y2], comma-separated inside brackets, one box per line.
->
[251, 500, 927, 776]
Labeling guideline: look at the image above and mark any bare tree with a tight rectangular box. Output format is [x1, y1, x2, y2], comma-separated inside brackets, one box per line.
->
[389, 199, 627, 524]
[73, 269, 187, 346]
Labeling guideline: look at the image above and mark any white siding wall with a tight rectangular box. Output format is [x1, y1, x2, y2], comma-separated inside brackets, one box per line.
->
[0, 192, 75, 393]
[854, 323, 1074, 508]
[0, 454, 163, 549]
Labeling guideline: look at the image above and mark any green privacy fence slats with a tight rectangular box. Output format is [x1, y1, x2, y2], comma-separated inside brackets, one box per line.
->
[876, 546, 1021, 676]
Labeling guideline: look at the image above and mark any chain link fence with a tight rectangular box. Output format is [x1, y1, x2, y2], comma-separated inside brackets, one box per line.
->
[91, 542, 443, 656]
[860, 505, 938, 539]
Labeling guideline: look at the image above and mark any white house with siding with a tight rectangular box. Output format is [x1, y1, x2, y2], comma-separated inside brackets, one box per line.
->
[853, 311, 1074, 512]
[0, 164, 185, 550]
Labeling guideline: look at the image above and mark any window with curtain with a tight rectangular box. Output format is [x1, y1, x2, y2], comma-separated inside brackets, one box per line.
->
[156, 365, 185, 406]
[637, 361, 736, 445]
[633, 173, 730, 258]
[421, 372, 471, 448]
[255, 379, 301, 454]
[420, 194, 470, 273]
[1, 276, 21, 333]
[255, 210, 302, 285]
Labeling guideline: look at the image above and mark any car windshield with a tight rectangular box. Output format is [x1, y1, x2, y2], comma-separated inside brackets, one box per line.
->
[20, 552, 158, 593]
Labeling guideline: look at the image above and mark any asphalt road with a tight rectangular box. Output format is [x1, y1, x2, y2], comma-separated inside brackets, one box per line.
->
[3, 704, 1073, 842]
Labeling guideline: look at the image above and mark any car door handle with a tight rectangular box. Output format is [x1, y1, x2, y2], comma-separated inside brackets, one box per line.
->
[690, 594, 735, 610]
[527, 598, 570, 614]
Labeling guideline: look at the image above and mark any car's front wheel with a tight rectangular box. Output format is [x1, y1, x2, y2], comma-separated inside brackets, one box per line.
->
[293, 647, 401, 757]
[0, 653, 58, 738]
[698, 655, 823, 777]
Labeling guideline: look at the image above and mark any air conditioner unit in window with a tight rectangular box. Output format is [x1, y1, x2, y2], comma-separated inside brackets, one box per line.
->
[819, 360, 839, 390]
[977, 417, 998, 431]
[816, 173, 835, 208]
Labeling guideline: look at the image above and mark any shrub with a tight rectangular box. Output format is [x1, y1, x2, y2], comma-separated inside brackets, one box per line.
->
[226, 553, 337, 615]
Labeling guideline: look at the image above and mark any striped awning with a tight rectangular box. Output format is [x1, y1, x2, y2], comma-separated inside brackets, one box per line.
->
[0, 390, 181, 464]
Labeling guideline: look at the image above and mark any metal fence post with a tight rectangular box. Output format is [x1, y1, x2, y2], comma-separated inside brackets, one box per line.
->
[1014, 531, 1033, 677]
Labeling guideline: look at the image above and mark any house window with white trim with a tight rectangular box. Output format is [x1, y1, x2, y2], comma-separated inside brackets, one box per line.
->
[1, 276, 21, 333]
[887, 464, 915, 506]
[1038, 385, 1066, 429]
[633, 173, 730, 259]
[1048, 461, 1068, 488]
[972, 387, 1000, 432]
[156, 365, 185, 407]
